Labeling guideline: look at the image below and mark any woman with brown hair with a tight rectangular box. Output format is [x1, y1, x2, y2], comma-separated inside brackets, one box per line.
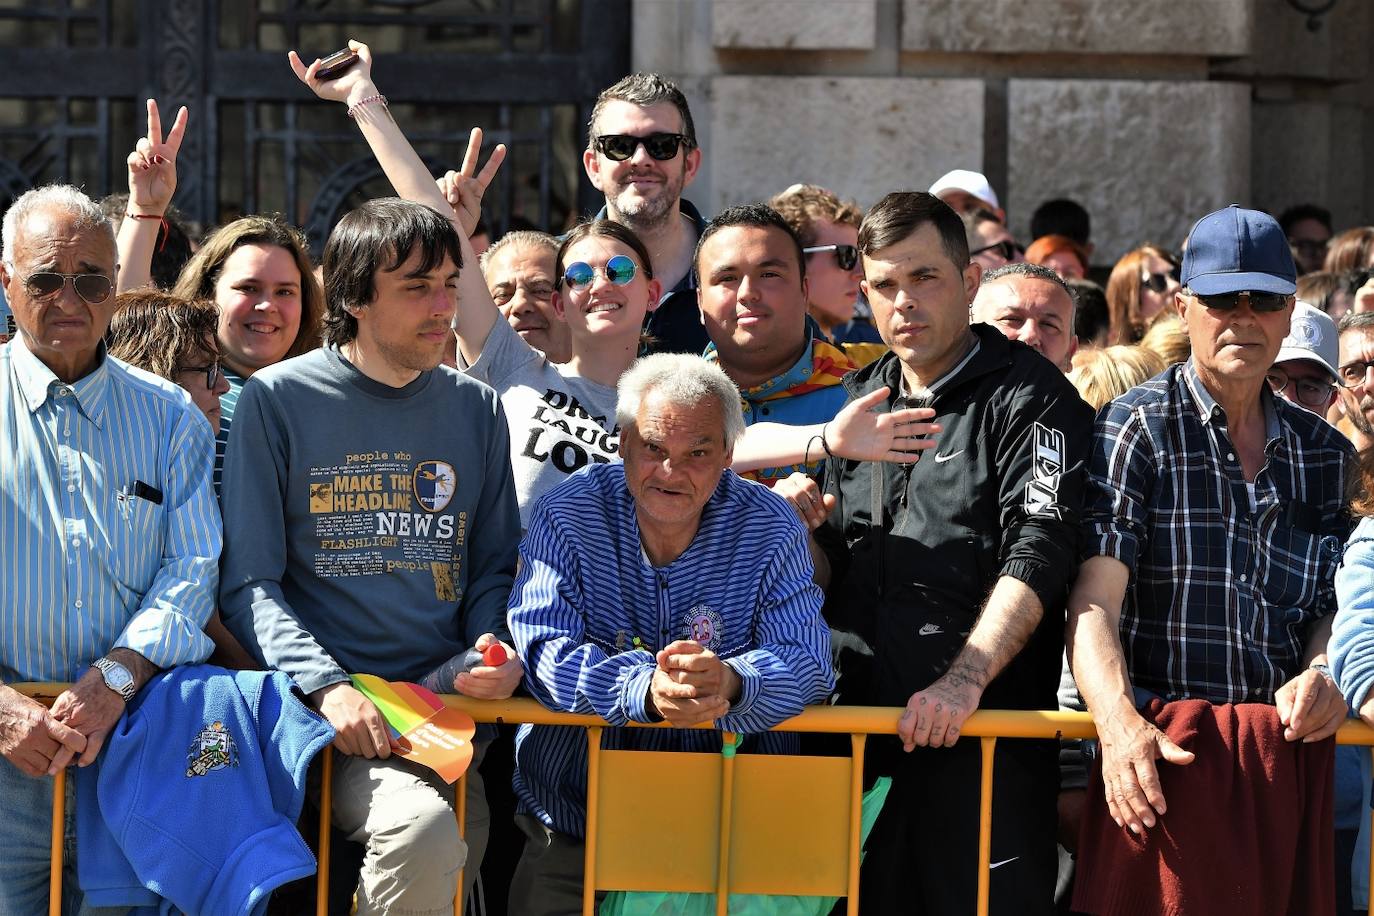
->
[1324, 226, 1374, 274]
[1105, 244, 1179, 344]
[115, 102, 325, 484]
[106, 290, 230, 434]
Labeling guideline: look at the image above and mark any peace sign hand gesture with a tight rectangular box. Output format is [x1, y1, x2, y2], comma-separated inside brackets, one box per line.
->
[126, 99, 187, 216]
[438, 128, 506, 238]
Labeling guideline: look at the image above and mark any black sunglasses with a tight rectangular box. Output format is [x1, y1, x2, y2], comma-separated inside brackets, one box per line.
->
[970, 240, 1023, 261]
[592, 133, 693, 162]
[1142, 272, 1174, 294]
[177, 361, 223, 391]
[803, 244, 859, 272]
[22, 271, 113, 304]
[1188, 290, 1293, 313]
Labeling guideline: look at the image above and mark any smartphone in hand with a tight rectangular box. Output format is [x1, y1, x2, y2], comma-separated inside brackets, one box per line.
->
[315, 48, 359, 80]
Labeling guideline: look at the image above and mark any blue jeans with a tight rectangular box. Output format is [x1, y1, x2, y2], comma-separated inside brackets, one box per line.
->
[0, 756, 126, 916]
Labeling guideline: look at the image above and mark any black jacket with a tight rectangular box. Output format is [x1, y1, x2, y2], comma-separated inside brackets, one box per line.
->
[815, 324, 1093, 710]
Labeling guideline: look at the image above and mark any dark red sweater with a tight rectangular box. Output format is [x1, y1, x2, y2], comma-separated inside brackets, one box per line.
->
[1072, 698, 1335, 916]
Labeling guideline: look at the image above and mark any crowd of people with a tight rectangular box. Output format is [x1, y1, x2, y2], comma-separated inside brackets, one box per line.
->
[5, 35, 1374, 916]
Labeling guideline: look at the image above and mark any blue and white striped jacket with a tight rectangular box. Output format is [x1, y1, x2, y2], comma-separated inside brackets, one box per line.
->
[509, 462, 834, 838]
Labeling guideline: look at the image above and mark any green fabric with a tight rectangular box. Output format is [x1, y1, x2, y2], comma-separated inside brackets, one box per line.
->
[600, 776, 892, 916]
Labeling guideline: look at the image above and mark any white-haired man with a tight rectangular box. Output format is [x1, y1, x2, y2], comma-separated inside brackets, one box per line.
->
[0, 184, 220, 911]
[507, 353, 835, 914]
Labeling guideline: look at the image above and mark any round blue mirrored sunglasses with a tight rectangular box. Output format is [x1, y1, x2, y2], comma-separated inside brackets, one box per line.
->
[561, 254, 638, 291]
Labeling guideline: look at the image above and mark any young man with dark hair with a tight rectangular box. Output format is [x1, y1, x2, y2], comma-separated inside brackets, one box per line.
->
[585, 72, 707, 354]
[1279, 203, 1334, 277]
[808, 190, 1092, 914]
[693, 203, 856, 483]
[219, 197, 523, 915]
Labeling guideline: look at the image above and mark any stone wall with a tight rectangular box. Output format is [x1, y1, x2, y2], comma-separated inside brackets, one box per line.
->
[634, 0, 1372, 265]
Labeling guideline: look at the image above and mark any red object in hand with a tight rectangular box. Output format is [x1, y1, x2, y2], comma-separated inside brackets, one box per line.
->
[461, 643, 509, 671]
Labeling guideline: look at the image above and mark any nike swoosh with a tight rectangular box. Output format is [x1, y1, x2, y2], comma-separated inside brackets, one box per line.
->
[989, 857, 1019, 869]
[934, 450, 964, 463]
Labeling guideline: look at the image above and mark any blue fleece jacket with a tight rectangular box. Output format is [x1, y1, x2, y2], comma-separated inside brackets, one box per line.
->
[1330, 515, 1374, 908]
[77, 664, 334, 916]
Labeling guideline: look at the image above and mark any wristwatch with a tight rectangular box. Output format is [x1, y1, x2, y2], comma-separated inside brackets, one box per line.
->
[1310, 662, 1334, 684]
[92, 657, 136, 701]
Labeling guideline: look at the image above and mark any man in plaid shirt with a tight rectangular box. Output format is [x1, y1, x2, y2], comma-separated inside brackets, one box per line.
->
[1068, 206, 1353, 842]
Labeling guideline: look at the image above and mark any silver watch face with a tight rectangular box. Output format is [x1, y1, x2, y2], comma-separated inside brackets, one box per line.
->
[97, 659, 134, 695]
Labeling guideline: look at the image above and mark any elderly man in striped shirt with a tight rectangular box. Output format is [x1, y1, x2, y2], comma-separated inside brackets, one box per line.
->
[0, 184, 220, 912]
[507, 353, 835, 915]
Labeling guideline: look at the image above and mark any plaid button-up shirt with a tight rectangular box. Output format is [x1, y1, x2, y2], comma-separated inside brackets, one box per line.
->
[1084, 360, 1353, 705]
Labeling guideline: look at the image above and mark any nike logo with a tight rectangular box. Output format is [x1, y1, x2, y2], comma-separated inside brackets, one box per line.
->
[934, 450, 964, 463]
[989, 857, 1019, 870]
[918, 623, 943, 636]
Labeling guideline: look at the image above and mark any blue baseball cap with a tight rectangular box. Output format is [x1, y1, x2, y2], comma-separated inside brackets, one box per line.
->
[1181, 204, 1297, 296]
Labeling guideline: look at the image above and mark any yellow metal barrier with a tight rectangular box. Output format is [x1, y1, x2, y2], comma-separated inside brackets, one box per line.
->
[19, 684, 1374, 916]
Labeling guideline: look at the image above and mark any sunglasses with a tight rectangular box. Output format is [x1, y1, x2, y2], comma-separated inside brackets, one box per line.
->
[970, 240, 1023, 261]
[561, 255, 638, 291]
[592, 133, 693, 162]
[1265, 368, 1336, 409]
[1290, 239, 1329, 257]
[1187, 290, 1293, 313]
[22, 271, 113, 304]
[177, 361, 223, 391]
[803, 244, 859, 272]
[1142, 271, 1176, 294]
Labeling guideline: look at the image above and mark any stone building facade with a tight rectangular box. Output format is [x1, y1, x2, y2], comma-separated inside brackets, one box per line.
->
[637, 0, 1374, 263]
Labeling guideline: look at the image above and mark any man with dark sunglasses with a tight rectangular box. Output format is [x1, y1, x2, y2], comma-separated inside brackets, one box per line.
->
[1069, 205, 1352, 914]
[584, 73, 708, 355]
[963, 209, 1025, 273]
[0, 184, 221, 913]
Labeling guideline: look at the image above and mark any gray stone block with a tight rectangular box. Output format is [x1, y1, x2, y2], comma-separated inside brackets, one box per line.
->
[711, 0, 878, 50]
[1007, 79, 1251, 263]
[901, 0, 1251, 57]
[706, 75, 985, 214]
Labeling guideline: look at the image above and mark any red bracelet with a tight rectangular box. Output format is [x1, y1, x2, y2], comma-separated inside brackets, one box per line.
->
[125, 211, 169, 253]
[347, 94, 388, 120]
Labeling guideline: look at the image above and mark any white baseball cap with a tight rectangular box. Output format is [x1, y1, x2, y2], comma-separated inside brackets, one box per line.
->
[1274, 300, 1338, 380]
[928, 169, 1000, 211]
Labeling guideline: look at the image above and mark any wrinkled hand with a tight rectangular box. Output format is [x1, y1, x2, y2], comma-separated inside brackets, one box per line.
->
[48, 669, 127, 769]
[453, 632, 524, 700]
[312, 683, 391, 758]
[0, 686, 86, 778]
[656, 640, 741, 701]
[1276, 666, 1346, 743]
[898, 671, 983, 750]
[1095, 703, 1194, 834]
[437, 128, 507, 238]
[649, 668, 730, 727]
[288, 39, 377, 106]
[774, 472, 836, 531]
[825, 387, 940, 464]
[126, 99, 187, 216]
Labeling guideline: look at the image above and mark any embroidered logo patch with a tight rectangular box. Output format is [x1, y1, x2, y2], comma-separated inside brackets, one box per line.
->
[683, 605, 724, 650]
[413, 460, 457, 513]
[186, 721, 239, 777]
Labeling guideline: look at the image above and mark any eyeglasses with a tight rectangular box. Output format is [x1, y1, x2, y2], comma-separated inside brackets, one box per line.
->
[1266, 368, 1337, 408]
[560, 255, 638, 290]
[1337, 358, 1374, 388]
[592, 133, 693, 162]
[1142, 272, 1177, 294]
[1290, 239, 1329, 258]
[802, 244, 859, 272]
[22, 271, 113, 304]
[176, 361, 222, 391]
[970, 240, 1023, 261]
[1186, 290, 1292, 313]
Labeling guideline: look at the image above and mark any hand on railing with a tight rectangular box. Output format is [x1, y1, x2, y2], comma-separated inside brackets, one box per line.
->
[312, 682, 391, 759]
[450, 633, 523, 700]
[437, 128, 506, 240]
[649, 640, 737, 727]
[899, 671, 983, 751]
[1275, 665, 1345, 743]
[0, 685, 86, 778]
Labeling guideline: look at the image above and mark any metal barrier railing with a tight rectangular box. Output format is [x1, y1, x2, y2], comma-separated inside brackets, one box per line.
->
[18, 685, 1374, 916]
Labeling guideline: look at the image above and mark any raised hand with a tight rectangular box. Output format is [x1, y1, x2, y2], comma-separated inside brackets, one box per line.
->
[126, 99, 187, 216]
[825, 386, 941, 463]
[438, 128, 507, 238]
[288, 39, 378, 106]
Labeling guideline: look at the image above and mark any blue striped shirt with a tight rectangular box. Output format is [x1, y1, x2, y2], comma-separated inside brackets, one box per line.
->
[509, 462, 834, 837]
[212, 367, 246, 496]
[0, 337, 219, 683]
